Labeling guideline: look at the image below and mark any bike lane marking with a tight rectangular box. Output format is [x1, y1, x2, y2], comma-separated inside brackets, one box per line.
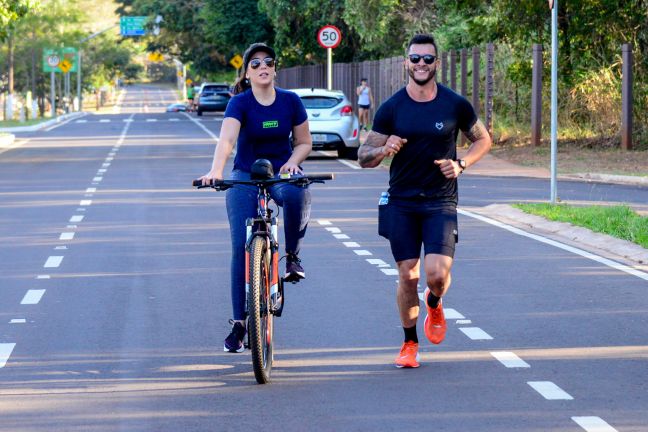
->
[0, 344, 16, 368]
[527, 381, 574, 400]
[21, 290, 46, 305]
[572, 417, 618, 432]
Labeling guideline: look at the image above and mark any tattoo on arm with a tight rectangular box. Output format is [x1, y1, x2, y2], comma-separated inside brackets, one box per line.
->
[464, 119, 488, 143]
[358, 131, 388, 167]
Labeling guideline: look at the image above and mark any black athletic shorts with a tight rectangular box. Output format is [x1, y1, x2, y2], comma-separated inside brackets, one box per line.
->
[380, 197, 458, 261]
[358, 104, 371, 109]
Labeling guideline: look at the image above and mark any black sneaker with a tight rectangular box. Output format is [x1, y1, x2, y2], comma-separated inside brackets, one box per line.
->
[284, 253, 305, 282]
[223, 319, 246, 353]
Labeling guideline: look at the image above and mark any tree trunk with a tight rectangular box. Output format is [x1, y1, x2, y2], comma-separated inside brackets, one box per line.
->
[8, 32, 15, 94]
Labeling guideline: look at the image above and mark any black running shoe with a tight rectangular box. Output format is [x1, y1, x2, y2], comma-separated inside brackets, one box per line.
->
[284, 253, 305, 282]
[223, 320, 246, 353]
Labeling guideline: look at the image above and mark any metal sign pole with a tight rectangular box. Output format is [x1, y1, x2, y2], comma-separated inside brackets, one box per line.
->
[50, 71, 56, 117]
[327, 47, 333, 90]
[77, 50, 82, 111]
[550, 0, 559, 203]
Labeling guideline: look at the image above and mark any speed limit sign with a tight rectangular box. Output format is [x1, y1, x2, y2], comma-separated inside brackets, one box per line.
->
[47, 55, 60, 68]
[317, 25, 342, 49]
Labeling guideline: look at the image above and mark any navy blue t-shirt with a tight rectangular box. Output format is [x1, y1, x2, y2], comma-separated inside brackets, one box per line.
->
[372, 84, 477, 203]
[224, 87, 308, 173]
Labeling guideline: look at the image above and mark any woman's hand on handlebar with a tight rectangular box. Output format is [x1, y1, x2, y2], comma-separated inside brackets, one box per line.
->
[279, 161, 303, 176]
[198, 169, 223, 186]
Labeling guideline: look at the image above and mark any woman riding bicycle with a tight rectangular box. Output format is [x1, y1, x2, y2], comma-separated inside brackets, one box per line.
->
[199, 42, 313, 353]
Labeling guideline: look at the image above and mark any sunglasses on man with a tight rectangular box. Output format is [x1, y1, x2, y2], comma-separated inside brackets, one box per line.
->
[249, 57, 276, 69]
[408, 54, 437, 64]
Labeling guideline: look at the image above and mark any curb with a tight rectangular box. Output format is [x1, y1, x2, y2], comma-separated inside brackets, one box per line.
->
[562, 173, 648, 187]
[0, 133, 15, 149]
[0, 111, 86, 133]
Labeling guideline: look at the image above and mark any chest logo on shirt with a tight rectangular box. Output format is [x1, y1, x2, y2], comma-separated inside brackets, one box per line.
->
[263, 120, 279, 129]
[435, 122, 444, 130]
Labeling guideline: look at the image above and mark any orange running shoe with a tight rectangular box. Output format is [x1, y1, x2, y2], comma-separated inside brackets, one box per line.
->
[423, 288, 447, 344]
[395, 341, 420, 368]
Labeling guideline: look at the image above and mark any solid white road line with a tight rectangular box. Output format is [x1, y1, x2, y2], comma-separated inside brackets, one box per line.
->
[326, 227, 342, 233]
[527, 381, 573, 400]
[490, 351, 530, 368]
[354, 250, 372, 256]
[459, 209, 648, 282]
[0, 343, 16, 368]
[572, 416, 617, 432]
[69, 215, 84, 223]
[44, 256, 63, 268]
[59, 232, 75, 240]
[183, 112, 220, 142]
[21, 289, 46, 305]
[343, 242, 360, 247]
[459, 327, 493, 340]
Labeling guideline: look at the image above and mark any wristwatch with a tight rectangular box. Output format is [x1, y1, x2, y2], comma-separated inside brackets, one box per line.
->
[456, 159, 467, 173]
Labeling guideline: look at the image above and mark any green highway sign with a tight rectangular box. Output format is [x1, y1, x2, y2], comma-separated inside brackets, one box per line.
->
[120, 16, 148, 36]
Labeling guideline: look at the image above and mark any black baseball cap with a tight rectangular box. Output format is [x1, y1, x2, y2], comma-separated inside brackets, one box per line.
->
[243, 43, 276, 70]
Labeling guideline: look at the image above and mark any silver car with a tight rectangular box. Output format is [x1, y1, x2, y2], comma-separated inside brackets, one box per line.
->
[291, 88, 360, 159]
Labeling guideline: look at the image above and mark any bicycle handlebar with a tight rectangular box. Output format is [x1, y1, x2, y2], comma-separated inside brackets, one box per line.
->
[193, 173, 334, 190]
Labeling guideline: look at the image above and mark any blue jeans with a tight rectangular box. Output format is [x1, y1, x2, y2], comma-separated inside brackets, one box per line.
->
[226, 170, 311, 320]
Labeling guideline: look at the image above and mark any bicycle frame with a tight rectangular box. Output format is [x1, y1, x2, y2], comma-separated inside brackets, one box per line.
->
[244, 186, 283, 318]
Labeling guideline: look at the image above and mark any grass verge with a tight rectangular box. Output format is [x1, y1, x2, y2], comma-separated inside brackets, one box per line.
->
[0, 118, 53, 128]
[513, 203, 648, 249]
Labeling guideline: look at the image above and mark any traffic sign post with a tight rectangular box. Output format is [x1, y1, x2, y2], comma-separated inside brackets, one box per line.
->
[317, 25, 342, 90]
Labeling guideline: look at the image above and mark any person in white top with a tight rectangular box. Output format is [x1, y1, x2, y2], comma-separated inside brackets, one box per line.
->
[356, 78, 374, 131]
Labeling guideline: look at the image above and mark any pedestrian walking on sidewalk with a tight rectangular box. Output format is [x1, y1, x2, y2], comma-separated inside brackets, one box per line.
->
[358, 33, 492, 368]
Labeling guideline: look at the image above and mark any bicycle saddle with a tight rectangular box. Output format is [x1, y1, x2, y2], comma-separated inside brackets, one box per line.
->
[251, 158, 274, 180]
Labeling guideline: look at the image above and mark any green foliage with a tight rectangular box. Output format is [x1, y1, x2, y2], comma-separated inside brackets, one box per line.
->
[514, 203, 648, 248]
[0, 0, 37, 41]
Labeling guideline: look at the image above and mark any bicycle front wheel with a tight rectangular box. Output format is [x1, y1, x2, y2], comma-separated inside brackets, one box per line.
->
[248, 235, 274, 384]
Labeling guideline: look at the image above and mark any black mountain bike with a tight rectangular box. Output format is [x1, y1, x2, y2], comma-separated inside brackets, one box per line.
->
[194, 160, 333, 384]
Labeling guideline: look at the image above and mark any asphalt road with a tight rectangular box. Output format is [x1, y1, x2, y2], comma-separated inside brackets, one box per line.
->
[1, 84, 646, 432]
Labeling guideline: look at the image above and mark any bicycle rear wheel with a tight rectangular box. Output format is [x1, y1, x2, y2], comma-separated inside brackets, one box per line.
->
[248, 235, 273, 384]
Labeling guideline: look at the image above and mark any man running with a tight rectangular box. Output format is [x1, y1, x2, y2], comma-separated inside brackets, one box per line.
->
[358, 33, 492, 368]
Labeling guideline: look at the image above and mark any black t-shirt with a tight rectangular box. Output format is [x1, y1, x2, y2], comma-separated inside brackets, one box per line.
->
[372, 84, 477, 204]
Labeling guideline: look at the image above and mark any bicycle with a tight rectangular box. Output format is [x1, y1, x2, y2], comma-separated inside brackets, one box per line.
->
[194, 160, 333, 384]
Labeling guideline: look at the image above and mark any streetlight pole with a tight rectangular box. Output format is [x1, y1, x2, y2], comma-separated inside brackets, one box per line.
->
[78, 24, 119, 111]
[550, 0, 559, 203]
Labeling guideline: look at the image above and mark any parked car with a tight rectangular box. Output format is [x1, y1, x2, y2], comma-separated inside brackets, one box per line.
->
[196, 82, 232, 116]
[166, 103, 187, 112]
[291, 88, 360, 159]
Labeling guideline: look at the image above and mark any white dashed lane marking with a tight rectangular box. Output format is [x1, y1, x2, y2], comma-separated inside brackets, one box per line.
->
[36, 275, 50, 279]
[366, 258, 389, 267]
[459, 327, 493, 340]
[326, 227, 341, 233]
[572, 417, 618, 432]
[381, 268, 398, 275]
[353, 250, 372, 256]
[333, 234, 350, 239]
[343, 242, 360, 247]
[79, 200, 92, 206]
[527, 381, 574, 400]
[69, 215, 84, 222]
[490, 351, 530, 368]
[10, 319, 26, 324]
[44, 256, 63, 268]
[0, 343, 16, 368]
[21, 290, 46, 305]
[59, 232, 75, 241]
[317, 219, 332, 225]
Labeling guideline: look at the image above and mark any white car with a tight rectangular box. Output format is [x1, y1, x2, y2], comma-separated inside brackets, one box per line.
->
[291, 88, 360, 159]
